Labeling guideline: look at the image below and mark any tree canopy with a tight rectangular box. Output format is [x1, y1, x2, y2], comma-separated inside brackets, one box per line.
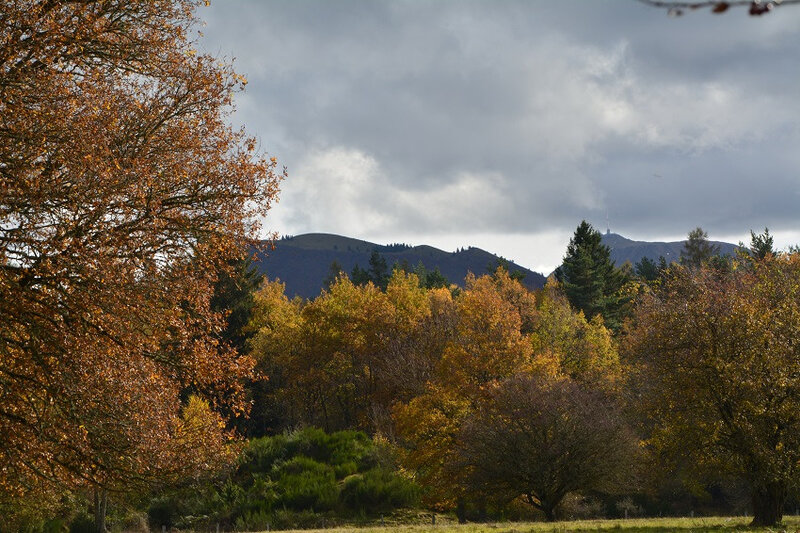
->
[625, 256, 800, 526]
[0, 0, 282, 518]
[456, 375, 635, 521]
[748, 227, 775, 260]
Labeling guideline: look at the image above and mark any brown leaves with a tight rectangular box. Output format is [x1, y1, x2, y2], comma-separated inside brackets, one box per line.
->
[625, 256, 800, 500]
[0, 0, 281, 503]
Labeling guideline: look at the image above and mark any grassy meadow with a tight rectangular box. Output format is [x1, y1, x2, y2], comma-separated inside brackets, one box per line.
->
[251, 516, 800, 533]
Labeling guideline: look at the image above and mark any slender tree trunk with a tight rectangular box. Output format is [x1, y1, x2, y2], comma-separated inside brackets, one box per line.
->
[750, 481, 786, 527]
[94, 487, 108, 533]
[456, 498, 467, 524]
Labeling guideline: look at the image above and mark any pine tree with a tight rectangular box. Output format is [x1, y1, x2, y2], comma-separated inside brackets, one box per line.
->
[634, 255, 668, 283]
[210, 254, 264, 352]
[681, 227, 720, 268]
[323, 260, 345, 290]
[749, 228, 775, 260]
[556, 221, 629, 330]
[368, 250, 390, 290]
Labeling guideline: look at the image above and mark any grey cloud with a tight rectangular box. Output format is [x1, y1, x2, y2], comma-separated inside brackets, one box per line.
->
[199, 1, 800, 266]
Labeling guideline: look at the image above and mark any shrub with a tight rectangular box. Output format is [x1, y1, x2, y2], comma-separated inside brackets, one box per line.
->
[340, 468, 420, 514]
[274, 456, 338, 511]
[146, 427, 419, 527]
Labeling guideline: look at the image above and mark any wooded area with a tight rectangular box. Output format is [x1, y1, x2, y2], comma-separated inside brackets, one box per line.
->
[3, 1, 800, 532]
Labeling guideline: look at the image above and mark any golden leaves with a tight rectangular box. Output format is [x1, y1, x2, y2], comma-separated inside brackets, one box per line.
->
[0, 0, 280, 501]
[625, 256, 800, 489]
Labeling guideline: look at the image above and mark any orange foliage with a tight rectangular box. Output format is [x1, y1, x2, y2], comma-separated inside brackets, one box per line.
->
[394, 272, 621, 508]
[0, 0, 282, 502]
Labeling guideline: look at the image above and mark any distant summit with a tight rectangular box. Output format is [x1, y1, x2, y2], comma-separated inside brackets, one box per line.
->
[600, 232, 741, 267]
[252, 233, 547, 299]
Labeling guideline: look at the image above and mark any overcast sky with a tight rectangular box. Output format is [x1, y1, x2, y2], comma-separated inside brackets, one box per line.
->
[198, 1, 800, 274]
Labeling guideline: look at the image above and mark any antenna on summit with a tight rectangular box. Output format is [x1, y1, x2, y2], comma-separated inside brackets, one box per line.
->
[605, 210, 610, 235]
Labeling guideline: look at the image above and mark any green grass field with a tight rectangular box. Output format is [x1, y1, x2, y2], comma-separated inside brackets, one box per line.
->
[262, 516, 800, 533]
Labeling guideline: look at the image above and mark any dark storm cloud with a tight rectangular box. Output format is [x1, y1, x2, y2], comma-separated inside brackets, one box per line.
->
[198, 0, 800, 269]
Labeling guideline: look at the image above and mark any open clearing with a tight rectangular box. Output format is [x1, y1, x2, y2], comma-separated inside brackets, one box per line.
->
[257, 516, 800, 533]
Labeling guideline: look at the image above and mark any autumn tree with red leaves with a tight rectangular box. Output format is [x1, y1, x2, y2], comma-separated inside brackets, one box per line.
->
[0, 0, 282, 527]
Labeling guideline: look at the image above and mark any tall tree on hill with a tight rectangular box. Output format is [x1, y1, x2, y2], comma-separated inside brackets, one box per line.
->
[410, 261, 450, 290]
[555, 221, 630, 331]
[680, 227, 720, 268]
[350, 264, 371, 286]
[368, 250, 391, 290]
[323, 260, 345, 290]
[749, 228, 775, 260]
[633, 256, 660, 282]
[350, 250, 391, 290]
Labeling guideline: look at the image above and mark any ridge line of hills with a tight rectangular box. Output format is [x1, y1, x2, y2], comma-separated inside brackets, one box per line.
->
[251, 233, 545, 298]
[250, 232, 740, 299]
[601, 231, 740, 268]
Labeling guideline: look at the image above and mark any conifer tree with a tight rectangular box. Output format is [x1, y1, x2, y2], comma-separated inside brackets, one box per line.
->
[556, 221, 629, 330]
[681, 227, 720, 268]
[749, 228, 775, 260]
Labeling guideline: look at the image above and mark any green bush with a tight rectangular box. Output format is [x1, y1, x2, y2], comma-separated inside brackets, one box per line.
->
[147, 496, 179, 529]
[146, 427, 420, 528]
[334, 461, 359, 478]
[274, 456, 338, 510]
[234, 509, 272, 531]
[340, 468, 420, 514]
[68, 514, 94, 533]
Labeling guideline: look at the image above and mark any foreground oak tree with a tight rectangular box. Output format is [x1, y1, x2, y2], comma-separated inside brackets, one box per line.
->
[0, 0, 282, 527]
[626, 256, 800, 527]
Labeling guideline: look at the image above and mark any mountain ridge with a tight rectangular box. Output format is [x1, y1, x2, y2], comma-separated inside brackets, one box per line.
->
[600, 231, 741, 267]
[251, 232, 743, 299]
[251, 233, 546, 299]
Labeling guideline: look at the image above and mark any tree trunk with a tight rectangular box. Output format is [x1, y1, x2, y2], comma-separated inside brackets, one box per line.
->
[456, 499, 467, 524]
[750, 481, 786, 527]
[94, 487, 108, 533]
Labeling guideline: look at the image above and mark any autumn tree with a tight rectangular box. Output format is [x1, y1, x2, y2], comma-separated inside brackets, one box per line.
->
[245, 278, 304, 435]
[456, 375, 636, 521]
[394, 271, 622, 517]
[394, 272, 534, 515]
[249, 270, 436, 435]
[0, 0, 282, 526]
[531, 280, 620, 384]
[555, 221, 630, 330]
[625, 257, 800, 526]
